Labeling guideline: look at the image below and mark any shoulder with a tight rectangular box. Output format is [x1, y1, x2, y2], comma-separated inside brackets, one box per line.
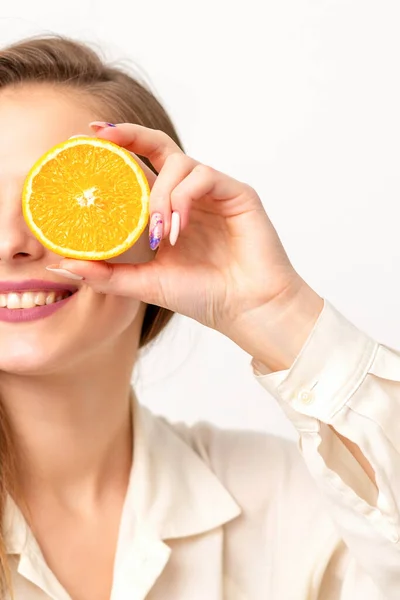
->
[166, 418, 323, 516]
[144, 408, 338, 568]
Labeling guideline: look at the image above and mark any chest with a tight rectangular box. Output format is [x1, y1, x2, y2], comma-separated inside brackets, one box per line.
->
[15, 509, 121, 600]
[7, 519, 354, 600]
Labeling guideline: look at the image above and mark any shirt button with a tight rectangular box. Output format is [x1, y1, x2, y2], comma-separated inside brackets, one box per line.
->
[389, 531, 399, 543]
[297, 389, 315, 404]
[381, 523, 400, 543]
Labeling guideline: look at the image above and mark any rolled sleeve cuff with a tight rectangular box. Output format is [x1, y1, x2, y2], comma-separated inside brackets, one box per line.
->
[253, 300, 378, 423]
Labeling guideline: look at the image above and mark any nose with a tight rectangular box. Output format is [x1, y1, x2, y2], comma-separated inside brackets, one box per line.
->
[0, 182, 46, 265]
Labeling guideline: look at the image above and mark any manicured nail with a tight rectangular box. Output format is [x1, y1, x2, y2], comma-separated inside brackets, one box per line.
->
[169, 211, 181, 246]
[46, 266, 83, 281]
[149, 212, 164, 250]
[89, 121, 117, 130]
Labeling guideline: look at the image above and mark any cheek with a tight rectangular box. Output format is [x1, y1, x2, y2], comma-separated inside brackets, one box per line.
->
[100, 296, 143, 332]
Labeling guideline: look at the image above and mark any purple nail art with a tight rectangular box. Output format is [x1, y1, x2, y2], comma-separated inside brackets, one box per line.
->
[106, 123, 117, 127]
[149, 213, 164, 250]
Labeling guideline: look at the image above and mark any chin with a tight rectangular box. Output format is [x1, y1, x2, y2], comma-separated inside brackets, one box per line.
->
[0, 320, 88, 375]
[0, 339, 65, 376]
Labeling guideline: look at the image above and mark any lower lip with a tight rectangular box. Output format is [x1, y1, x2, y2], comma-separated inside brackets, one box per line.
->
[0, 294, 75, 323]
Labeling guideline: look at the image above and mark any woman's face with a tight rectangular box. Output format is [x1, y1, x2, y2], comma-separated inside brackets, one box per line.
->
[0, 84, 152, 375]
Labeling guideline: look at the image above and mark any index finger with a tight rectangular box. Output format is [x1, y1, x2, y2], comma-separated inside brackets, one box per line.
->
[89, 122, 184, 174]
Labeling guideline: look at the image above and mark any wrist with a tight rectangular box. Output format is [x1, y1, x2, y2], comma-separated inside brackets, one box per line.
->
[230, 279, 324, 372]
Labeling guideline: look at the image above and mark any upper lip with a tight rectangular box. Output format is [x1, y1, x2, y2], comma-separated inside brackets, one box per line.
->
[0, 280, 79, 294]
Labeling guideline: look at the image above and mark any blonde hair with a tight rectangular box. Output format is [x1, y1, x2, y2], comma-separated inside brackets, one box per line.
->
[0, 35, 179, 595]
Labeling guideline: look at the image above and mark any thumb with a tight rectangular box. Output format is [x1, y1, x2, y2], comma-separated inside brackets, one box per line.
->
[48, 259, 166, 306]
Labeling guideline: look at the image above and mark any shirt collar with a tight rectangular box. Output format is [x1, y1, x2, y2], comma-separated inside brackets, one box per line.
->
[122, 393, 241, 540]
[4, 494, 29, 555]
[3, 391, 241, 554]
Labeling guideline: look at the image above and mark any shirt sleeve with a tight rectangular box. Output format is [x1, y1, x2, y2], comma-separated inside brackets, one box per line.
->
[253, 299, 400, 599]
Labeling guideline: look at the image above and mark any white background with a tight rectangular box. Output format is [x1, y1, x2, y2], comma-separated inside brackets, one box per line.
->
[2, 1, 400, 440]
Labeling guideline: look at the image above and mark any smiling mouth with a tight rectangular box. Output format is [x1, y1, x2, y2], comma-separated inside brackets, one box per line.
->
[0, 290, 76, 310]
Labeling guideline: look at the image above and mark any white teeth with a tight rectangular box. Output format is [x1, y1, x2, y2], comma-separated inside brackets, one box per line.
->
[0, 290, 71, 310]
[45, 292, 56, 305]
[34, 292, 46, 306]
[21, 292, 36, 309]
[7, 293, 21, 309]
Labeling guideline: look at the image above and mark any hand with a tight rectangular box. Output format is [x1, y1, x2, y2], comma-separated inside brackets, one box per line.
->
[59, 123, 322, 367]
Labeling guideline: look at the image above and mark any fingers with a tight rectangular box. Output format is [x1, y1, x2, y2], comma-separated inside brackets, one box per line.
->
[88, 122, 259, 252]
[170, 164, 253, 210]
[90, 123, 250, 205]
[89, 122, 184, 174]
[90, 122, 195, 247]
[148, 153, 198, 244]
[57, 259, 166, 306]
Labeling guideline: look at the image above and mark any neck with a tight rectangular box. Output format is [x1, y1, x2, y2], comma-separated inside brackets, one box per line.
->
[0, 344, 137, 507]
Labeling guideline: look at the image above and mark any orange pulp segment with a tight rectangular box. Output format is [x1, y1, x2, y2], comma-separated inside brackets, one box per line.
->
[22, 136, 150, 260]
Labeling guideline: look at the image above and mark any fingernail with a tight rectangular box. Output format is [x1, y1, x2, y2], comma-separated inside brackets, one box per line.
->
[149, 212, 164, 250]
[89, 121, 117, 130]
[46, 266, 84, 281]
[169, 211, 181, 246]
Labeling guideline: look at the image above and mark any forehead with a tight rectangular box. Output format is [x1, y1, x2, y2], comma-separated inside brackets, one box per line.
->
[0, 85, 98, 177]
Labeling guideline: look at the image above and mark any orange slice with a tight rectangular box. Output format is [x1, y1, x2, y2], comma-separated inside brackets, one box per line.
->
[22, 136, 150, 260]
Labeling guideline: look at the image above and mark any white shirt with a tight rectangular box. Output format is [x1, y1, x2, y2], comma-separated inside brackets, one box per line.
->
[4, 299, 400, 599]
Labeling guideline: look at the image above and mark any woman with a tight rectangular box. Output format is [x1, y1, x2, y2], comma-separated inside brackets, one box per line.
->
[0, 35, 397, 600]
